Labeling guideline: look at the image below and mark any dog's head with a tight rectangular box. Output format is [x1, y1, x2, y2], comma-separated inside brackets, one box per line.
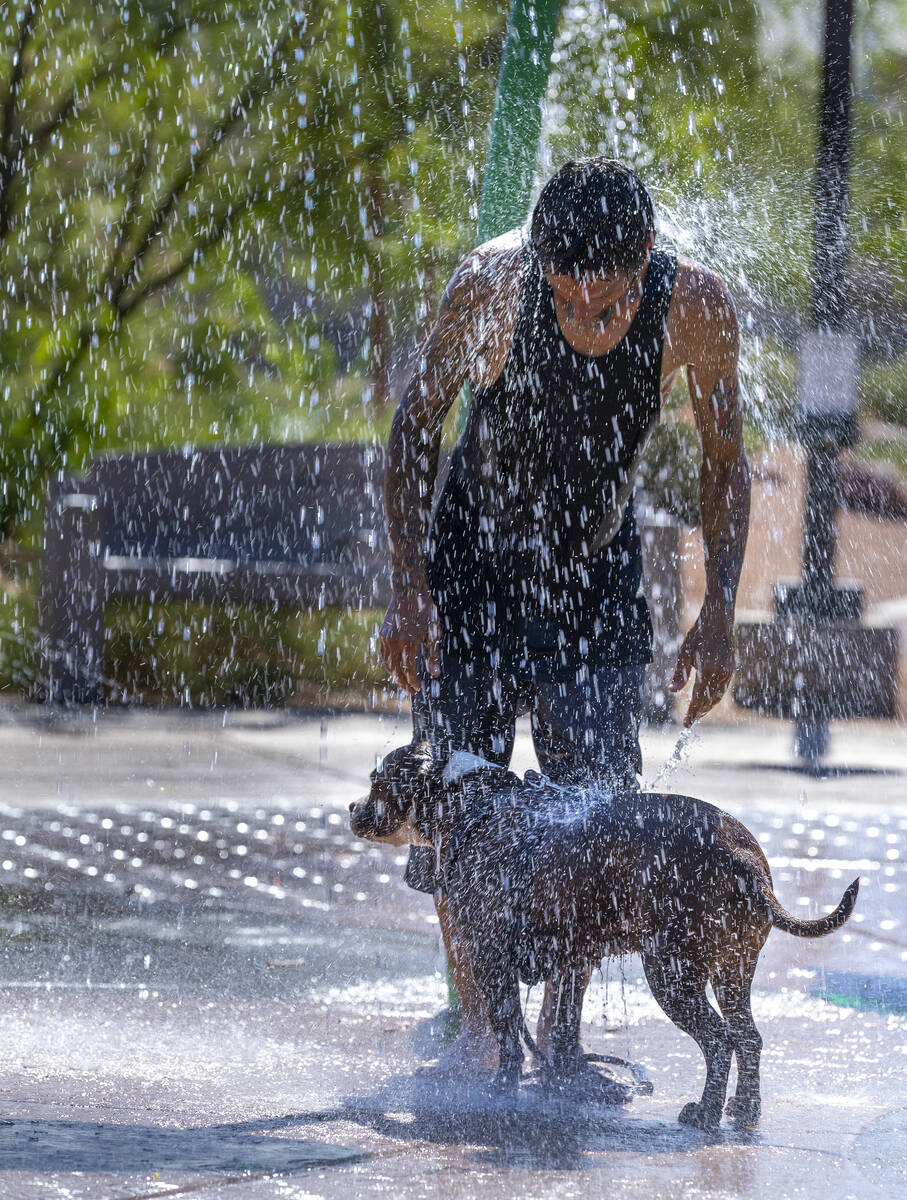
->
[349, 741, 436, 846]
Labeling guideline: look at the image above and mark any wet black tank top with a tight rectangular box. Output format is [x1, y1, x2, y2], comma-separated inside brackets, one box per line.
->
[429, 244, 678, 679]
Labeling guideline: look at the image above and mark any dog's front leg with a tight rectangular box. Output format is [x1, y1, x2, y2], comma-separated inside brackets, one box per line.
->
[468, 935, 523, 1092]
[537, 966, 590, 1078]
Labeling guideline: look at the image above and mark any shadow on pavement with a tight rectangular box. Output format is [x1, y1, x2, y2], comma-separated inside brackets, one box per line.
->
[0, 1116, 365, 1175]
[733, 762, 901, 778]
[250, 1071, 760, 1171]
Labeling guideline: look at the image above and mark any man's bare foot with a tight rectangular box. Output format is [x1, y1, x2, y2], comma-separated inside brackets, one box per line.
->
[423, 1019, 499, 1077]
[534, 971, 591, 1072]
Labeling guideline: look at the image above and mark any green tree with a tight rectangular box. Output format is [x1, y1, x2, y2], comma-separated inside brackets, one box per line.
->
[282, 0, 504, 412]
[0, 0, 314, 540]
[0, 0, 515, 542]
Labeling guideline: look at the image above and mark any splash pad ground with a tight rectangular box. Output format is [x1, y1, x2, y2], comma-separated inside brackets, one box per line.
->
[0, 704, 904, 1198]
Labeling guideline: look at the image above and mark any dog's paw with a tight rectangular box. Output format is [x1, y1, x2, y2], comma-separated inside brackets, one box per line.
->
[678, 1101, 720, 1131]
[725, 1095, 761, 1128]
[678, 1101, 704, 1127]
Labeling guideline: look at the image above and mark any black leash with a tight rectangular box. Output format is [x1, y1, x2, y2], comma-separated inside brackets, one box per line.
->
[516, 987, 653, 1094]
[517, 991, 553, 1075]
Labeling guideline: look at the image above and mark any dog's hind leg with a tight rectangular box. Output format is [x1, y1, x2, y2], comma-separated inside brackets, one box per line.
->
[713, 949, 763, 1128]
[642, 951, 734, 1132]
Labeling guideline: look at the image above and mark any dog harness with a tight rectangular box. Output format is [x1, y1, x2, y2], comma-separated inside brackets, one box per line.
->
[438, 763, 524, 886]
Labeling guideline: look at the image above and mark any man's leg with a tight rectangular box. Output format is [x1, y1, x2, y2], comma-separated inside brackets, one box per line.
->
[406, 652, 516, 893]
[530, 663, 645, 1060]
[530, 663, 644, 789]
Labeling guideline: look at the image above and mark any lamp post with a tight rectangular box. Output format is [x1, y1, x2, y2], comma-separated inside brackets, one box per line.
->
[783, 0, 859, 765]
[734, 0, 899, 768]
[477, 0, 563, 245]
[457, 0, 563, 436]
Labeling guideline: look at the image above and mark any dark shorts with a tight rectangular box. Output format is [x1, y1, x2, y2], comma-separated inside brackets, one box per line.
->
[405, 653, 645, 894]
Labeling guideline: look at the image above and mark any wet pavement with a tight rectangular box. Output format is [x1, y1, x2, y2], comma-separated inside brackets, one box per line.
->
[0, 703, 905, 1198]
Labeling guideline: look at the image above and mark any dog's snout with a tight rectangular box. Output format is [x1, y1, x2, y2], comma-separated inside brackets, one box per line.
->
[348, 801, 356, 813]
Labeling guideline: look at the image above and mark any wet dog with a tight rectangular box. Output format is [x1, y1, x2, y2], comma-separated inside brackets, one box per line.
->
[350, 743, 858, 1130]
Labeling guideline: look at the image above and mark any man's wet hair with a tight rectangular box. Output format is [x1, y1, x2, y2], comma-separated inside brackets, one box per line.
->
[530, 158, 655, 277]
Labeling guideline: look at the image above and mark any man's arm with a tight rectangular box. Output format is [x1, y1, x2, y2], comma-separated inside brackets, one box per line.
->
[668, 266, 751, 726]
[380, 258, 491, 692]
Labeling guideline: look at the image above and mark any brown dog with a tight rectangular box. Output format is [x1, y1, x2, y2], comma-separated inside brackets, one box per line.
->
[350, 743, 858, 1130]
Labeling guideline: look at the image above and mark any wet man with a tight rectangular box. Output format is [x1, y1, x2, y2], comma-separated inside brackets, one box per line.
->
[380, 158, 750, 1072]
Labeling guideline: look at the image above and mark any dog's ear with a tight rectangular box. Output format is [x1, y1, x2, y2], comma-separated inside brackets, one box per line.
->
[369, 743, 408, 782]
[369, 740, 435, 785]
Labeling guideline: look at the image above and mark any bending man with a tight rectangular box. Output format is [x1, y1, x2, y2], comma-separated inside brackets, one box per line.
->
[380, 158, 750, 1072]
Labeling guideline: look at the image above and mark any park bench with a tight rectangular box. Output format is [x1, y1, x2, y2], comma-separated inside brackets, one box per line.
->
[38, 443, 389, 704]
[37, 442, 682, 711]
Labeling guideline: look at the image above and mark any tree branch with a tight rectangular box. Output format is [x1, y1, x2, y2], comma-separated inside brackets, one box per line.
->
[19, 88, 77, 154]
[33, 186, 257, 417]
[106, 134, 154, 297]
[18, 55, 119, 160]
[29, 323, 95, 416]
[0, 0, 42, 242]
[111, 25, 294, 307]
[116, 193, 257, 318]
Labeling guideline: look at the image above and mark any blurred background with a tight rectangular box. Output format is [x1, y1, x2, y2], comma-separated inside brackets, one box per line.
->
[0, 0, 903, 713]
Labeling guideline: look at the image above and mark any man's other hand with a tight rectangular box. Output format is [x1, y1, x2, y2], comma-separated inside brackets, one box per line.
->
[668, 610, 736, 727]
[379, 590, 440, 694]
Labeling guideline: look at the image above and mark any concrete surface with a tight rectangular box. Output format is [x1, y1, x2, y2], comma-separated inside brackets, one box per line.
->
[0, 702, 905, 1198]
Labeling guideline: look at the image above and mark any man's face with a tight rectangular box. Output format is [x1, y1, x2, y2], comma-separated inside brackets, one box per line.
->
[544, 262, 647, 324]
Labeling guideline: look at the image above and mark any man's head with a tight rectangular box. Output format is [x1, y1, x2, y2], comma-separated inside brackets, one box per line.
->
[530, 158, 656, 280]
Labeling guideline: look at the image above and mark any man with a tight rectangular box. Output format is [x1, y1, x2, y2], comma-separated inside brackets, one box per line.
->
[380, 158, 750, 1072]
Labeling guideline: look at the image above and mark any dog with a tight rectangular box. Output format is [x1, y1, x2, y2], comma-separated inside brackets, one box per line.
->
[350, 742, 858, 1131]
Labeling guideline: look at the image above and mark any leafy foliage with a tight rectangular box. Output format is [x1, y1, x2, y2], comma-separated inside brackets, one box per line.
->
[0, 1, 320, 539]
[0, 0, 904, 700]
[101, 599, 387, 707]
[0, 0, 510, 543]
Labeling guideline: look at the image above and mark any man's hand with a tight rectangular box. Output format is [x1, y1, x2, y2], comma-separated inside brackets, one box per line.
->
[379, 589, 440, 694]
[669, 609, 736, 727]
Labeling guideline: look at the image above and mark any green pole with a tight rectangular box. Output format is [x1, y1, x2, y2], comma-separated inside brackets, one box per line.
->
[446, 0, 564, 1019]
[477, 0, 564, 244]
[456, 0, 563, 441]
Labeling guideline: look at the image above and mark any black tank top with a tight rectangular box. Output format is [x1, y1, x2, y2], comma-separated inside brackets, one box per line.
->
[429, 244, 678, 679]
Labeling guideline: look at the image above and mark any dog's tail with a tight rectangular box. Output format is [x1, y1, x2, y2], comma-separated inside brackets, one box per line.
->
[754, 873, 860, 938]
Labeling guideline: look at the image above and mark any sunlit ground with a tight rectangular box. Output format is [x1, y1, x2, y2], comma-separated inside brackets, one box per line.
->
[0, 706, 904, 1197]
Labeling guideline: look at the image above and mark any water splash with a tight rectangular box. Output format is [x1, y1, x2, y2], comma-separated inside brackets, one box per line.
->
[645, 726, 700, 790]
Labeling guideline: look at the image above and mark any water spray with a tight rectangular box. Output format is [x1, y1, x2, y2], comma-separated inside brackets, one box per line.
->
[646, 726, 700, 791]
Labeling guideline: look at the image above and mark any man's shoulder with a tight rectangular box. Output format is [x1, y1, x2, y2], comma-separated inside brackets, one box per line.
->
[667, 256, 738, 360]
[470, 225, 528, 262]
[444, 228, 527, 308]
[672, 256, 735, 315]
